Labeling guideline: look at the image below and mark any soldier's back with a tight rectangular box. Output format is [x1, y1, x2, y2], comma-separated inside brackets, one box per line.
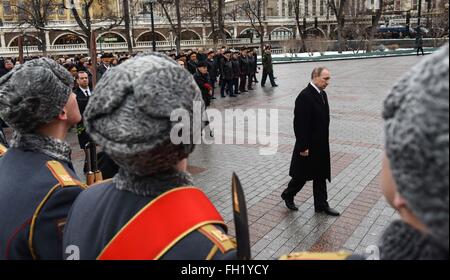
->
[63, 181, 237, 260]
[0, 148, 84, 260]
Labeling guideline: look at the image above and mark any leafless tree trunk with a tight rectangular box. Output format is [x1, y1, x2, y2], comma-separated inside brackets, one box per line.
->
[207, 0, 218, 46]
[293, 0, 307, 52]
[328, 0, 347, 53]
[242, 0, 266, 52]
[367, 0, 384, 52]
[217, 0, 227, 43]
[64, 0, 123, 50]
[12, 0, 59, 56]
[123, 0, 133, 54]
[159, 0, 182, 53]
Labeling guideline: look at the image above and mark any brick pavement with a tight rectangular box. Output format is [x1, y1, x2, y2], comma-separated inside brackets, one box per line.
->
[3, 55, 424, 259]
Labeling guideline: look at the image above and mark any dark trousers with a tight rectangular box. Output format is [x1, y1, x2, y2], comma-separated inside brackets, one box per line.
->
[239, 74, 247, 91]
[221, 79, 234, 96]
[233, 78, 240, 95]
[283, 178, 329, 210]
[210, 80, 216, 97]
[248, 73, 254, 88]
[261, 69, 276, 86]
[417, 47, 424, 56]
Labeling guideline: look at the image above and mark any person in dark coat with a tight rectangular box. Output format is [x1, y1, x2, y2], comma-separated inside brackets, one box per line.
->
[97, 53, 112, 82]
[239, 48, 249, 92]
[231, 51, 241, 96]
[73, 71, 93, 175]
[220, 51, 235, 98]
[247, 49, 256, 89]
[415, 32, 424, 56]
[0, 59, 14, 78]
[261, 46, 278, 88]
[187, 52, 199, 75]
[281, 67, 339, 216]
[206, 51, 219, 99]
[0, 58, 85, 260]
[194, 61, 213, 108]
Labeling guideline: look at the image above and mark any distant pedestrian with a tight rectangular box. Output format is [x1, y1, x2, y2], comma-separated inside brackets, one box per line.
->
[261, 46, 278, 88]
[416, 33, 424, 56]
[194, 61, 213, 108]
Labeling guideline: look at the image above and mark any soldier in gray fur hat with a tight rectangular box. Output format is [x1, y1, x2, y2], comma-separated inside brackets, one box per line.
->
[63, 53, 238, 260]
[379, 44, 449, 259]
[0, 58, 86, 260]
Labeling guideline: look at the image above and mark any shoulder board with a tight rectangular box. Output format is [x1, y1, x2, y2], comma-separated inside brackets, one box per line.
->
[198, 224, 236, 255]
[279, 251, 352, 260]
[0, 144, 7, 157]
[46, 160, 82, 188]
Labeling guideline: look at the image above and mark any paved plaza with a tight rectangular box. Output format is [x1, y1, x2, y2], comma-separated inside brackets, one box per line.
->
[63, 55, 423, 259]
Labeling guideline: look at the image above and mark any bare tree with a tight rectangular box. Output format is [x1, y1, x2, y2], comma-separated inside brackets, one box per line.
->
[328, 0, 347, 53]
[189, 0, 219, 46]
[158, 0, 182, 53]
[241, 0, 266, 52]
[217, 0, 227, 43]
[123, 0, 133, 53]
[292, 0, 307, 52]
[366, 0, 384, 52]
[63, 0, 124, 50]
[11, 0, 60, 56]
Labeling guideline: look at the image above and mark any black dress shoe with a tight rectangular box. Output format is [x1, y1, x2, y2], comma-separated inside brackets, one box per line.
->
[281, 193, 299, 211]
[272, 84, 279, 87]
[316, 207, 340, 216]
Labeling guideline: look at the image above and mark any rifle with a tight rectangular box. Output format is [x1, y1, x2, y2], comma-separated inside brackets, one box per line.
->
[84, 142, 103, 186]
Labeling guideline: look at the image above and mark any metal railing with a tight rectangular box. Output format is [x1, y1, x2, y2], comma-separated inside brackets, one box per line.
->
[0, 38, 257, 56]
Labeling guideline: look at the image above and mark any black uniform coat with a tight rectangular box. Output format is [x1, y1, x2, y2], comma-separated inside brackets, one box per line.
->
[289, 83, 331, 182]
[0, 148, 84, 260]
[220, 58, 234, 81]
[74, 87, 92, 150]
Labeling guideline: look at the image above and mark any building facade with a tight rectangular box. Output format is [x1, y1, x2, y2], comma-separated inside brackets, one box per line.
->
[0, 0, 448, 56]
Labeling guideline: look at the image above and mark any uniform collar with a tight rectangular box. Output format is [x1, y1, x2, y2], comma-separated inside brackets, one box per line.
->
[11, 132, 72, 163]
[113, 168, 195, 197]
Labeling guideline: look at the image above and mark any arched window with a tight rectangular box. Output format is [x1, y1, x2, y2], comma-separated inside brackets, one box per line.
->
[97, 32, 126, 43]
[9, 35, 41, 47]
[136, 31, 167, 42]
[180, 30, 201, 41]
[54, 34, 85, 45]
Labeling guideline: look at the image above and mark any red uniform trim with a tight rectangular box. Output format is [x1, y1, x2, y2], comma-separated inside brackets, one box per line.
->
[97, 187, 225, 260]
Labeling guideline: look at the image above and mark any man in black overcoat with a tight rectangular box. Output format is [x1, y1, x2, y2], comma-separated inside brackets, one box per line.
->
[74, 71, 93, 157]
[281, 67, 340, 216]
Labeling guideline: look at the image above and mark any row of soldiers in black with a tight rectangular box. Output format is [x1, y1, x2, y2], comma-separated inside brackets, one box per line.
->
[171, 47, 261, 106]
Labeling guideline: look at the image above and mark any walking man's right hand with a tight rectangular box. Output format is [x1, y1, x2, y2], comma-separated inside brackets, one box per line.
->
[300, 150, 309, 157]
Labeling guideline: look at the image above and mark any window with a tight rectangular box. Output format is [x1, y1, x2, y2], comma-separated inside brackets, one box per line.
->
[312, 0, 317, 15]
[412, 0, 418, 10]
[320, 0, 325, 15]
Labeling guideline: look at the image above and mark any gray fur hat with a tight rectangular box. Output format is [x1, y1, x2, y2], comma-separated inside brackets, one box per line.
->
[383, 44, 449, 250]
[0, 58, 73, 133]
[84, 53, 204, 176]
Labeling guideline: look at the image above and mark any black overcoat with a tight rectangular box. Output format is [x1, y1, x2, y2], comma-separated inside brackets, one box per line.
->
[289, 83, 331, 182]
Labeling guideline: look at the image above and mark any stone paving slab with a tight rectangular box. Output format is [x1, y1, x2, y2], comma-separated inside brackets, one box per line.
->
[3, 55, 424, 260]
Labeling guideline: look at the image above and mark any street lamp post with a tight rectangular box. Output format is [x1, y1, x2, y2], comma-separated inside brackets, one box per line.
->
[144, 0, 157, 52]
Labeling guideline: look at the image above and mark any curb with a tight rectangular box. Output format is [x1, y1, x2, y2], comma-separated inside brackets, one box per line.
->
[257, 48, 438, 65]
